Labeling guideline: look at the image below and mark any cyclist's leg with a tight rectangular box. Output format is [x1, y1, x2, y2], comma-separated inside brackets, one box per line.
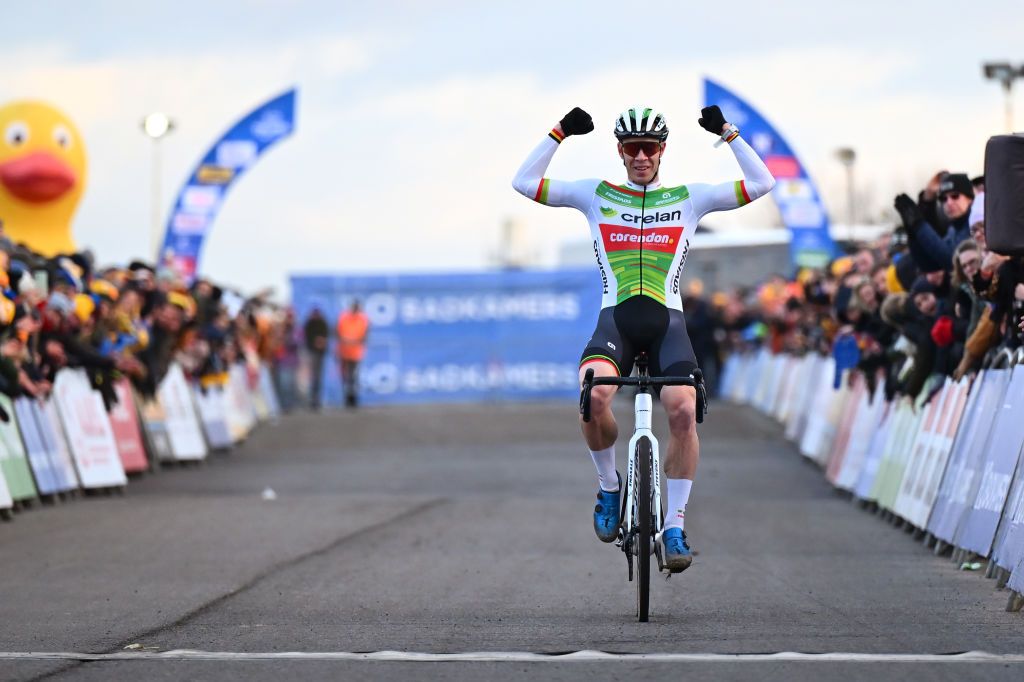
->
[653, 311, 699, 536]
[579, 359, 620, 453]
[579, 307, 632, 494]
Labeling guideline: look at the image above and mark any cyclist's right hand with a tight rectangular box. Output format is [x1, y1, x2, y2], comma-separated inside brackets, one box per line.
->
[559, 107, 594, 137]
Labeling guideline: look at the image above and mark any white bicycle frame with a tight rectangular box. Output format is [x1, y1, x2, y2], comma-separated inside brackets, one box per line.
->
[622, 392, 663, 544]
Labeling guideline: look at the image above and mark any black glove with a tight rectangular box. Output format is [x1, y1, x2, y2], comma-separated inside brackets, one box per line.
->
[559, 107, 594, 137]
[893, 193, 924, 233]
[698, 105, 727, 135]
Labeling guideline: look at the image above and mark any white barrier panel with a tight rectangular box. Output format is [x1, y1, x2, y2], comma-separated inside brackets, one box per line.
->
[734, 353, 756, 403]
[892, 382, 952, 524]
[139, 398, 175, 462]
[748, 349, 772, 407]
[871, 398, 923, 510]
[193, 386, 233, 451]
[1009, 553, 1024, 595]
[786, 355, 824, 443]
[776, 355, 807, 426]
[834, 380, 887, 492]
[225, 365, 258, 442]
[812, 372, 855, 466]
[258, 365, 282, 420]
[15, 398, 62, 495]
[929, 369, 1010, 544]
[41, 399, 81, 491]
[825, 373, 867, 482]
[52, 370, 126, 488]
[956, 366, 1024, 556]
[993, 392, 1024, 572]
[0, 395, 38, 501]
[108, 380, 149, 473]
[719, 355, 740, 400]
[767, 354, 792, 420]
[995, 438, 1024, 575]
[0, 458, 12, 511]
[799, 358, 838, 460]
[853, 400, 894, 501]
[757, 354, 785, 416]
[157, 365, 208, 461]
[897, 379, 970, 529]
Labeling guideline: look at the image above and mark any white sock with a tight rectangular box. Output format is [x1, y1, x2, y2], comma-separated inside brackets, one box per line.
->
[664, 478, 693, 530]
[589, 446, 618, 492]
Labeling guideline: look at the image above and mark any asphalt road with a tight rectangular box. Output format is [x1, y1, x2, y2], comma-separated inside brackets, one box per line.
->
[0, 398, 1022, 681]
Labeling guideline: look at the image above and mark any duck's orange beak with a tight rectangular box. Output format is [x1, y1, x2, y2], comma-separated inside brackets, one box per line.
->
[0, 151, 76, 203]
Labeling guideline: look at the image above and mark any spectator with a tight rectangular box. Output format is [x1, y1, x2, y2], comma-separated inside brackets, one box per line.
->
[272, 308, 300, 412]
[302, 308, 329, 409]
[336, 300, 369, 408]
[894, 173, 975, 273]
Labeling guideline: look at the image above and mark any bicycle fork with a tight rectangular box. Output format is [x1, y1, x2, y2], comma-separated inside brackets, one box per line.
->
[621, 392, 664, 567]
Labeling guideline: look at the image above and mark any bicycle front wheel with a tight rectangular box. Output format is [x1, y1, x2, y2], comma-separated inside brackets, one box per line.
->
[635, 435, 653, 622]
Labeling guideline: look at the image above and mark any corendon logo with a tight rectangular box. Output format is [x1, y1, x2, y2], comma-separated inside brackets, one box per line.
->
[599, 224, 683, 254]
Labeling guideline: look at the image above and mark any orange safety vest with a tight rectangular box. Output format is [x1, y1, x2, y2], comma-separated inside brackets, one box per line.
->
[336, 311, 369, 361]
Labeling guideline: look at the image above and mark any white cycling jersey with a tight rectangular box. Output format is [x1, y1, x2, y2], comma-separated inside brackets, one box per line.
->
[512, 126, 775, 312]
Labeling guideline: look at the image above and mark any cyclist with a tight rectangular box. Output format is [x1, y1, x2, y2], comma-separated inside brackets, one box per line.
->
[512, 105, 774, 572]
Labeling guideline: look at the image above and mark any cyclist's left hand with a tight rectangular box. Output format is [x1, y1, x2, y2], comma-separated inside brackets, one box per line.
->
[698, 105, 728, 135]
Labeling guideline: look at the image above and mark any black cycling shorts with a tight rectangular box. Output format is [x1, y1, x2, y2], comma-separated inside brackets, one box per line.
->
[580, 295, 698, 378]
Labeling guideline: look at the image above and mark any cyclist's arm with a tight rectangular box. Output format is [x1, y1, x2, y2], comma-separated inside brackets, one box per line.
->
[512, 125, 595, 210]
[689, 135, 776, 220]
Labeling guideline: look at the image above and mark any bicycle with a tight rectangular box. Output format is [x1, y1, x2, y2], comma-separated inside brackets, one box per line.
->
[580, 353, 706, 622]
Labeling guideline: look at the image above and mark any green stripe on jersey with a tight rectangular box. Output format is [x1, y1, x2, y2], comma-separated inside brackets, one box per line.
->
[733, 180, 746, 206]
[595, 182, 689, 209]
[648, 186, 690, 208]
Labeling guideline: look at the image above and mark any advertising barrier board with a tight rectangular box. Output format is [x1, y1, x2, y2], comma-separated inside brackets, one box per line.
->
[52, 370, 126, 488]
[0, 394, 37, 501]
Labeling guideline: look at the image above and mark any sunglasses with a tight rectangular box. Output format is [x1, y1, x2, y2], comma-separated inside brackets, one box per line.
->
[941, 192, 962, 203]
[621, 141, 662, 157]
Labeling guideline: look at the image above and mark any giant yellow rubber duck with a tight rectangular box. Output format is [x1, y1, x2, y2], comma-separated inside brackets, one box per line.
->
[0, 101, 86, 256]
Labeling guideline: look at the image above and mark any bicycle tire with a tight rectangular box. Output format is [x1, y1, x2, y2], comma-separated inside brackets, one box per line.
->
[636, 436, 653, 622]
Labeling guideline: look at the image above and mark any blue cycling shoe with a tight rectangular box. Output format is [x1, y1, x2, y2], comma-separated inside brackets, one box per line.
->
[593, 473, 622, 543]
[661, 527, 693, 572]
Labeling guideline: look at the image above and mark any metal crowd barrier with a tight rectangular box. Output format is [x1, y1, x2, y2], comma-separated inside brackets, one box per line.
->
[0, 362, 280, 520]
[720, 349, 1024, 612]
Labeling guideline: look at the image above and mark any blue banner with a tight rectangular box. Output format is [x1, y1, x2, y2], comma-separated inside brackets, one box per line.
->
[704, 78, 837, 269]
[160, 89, 297, 280]
[290, 269, 601, 406]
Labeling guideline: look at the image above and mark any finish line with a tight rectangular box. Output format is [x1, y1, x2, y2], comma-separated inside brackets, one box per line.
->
[2, 650, 1024, 663]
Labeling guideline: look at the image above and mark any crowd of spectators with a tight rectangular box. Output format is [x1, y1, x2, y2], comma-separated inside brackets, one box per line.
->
[690, 172, 1024, 400]
[0, 223, 293, 418]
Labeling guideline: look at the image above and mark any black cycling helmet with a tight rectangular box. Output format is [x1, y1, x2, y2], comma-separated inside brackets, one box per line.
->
[614, 107, 669, 142]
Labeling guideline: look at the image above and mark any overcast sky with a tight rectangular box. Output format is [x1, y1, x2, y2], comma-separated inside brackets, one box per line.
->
[1, 0, 1020, 297]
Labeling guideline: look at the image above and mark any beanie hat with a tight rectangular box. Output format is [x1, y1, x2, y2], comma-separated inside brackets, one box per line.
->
[938, 173, 974, 199]
[910, 277, 936, 297]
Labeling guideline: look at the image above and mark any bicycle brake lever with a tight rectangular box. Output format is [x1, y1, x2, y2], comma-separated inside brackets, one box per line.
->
[692, 369, 708, 424]
[580, 368, 595, 422]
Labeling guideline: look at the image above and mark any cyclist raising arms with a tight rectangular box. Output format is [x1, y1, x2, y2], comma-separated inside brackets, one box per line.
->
[512, 105, 774, 572]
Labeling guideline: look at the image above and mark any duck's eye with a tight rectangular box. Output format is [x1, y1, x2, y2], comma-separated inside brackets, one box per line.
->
[5, 121, 28, 147]
[53, 125, 71, 150]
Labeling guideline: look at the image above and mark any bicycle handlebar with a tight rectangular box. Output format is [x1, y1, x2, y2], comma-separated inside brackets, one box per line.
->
[580, 367, 707, 424]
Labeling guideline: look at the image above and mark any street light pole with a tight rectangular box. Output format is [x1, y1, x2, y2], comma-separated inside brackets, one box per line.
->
[142, 113, 174, 263]
[835, 147, 856, 242]
[983, 62, 1024, 132]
